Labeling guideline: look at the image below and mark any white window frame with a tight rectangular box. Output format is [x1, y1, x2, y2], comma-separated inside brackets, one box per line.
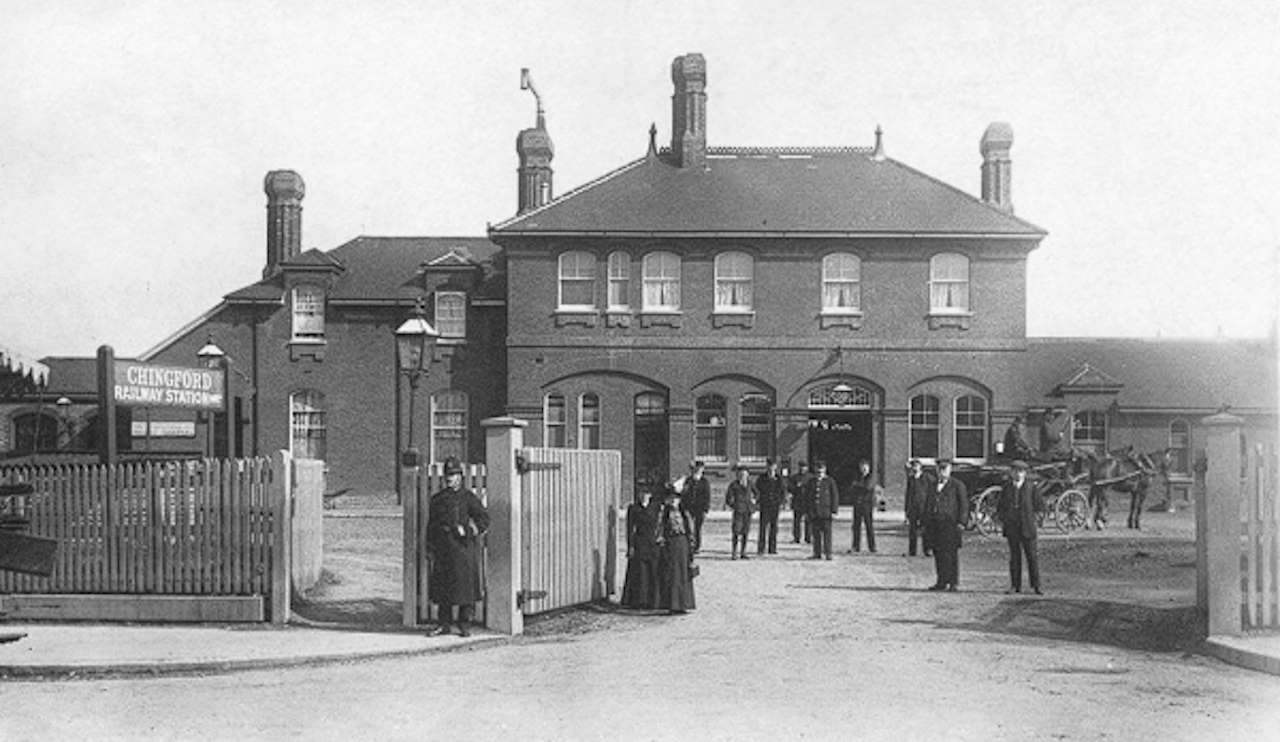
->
[557, 251, 596, 310]
[544, 393, 567, 448]
[1072, 410, 1107, 454]
[909, 394, 940, 462]
[738, 393, 772, 464]
[953, 395, 988, 462]
[579, 393, 601, 450]
[291, 285, 325, 340]
[642, 251, 681, 312]
[430, 391, 468, 464]
[606, 252, 630, 311]
[714, 251, 754, 313]
[821, 253, 862, 314]
[434, 291, 466, 340]
[289, 390, 326, 460]
[695, 393, 728, 463]
[929, 253, 971, 314]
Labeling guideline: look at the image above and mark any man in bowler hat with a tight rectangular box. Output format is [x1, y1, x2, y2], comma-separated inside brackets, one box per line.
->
[997, 460, 1044, 594]
[924, 458, 968, 591]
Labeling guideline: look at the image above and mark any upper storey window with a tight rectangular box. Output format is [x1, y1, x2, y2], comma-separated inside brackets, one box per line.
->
[929, 253, 970, 314]
[558, 251, 596, 310]
[642, 252, 681, 311]
[822, 253, 861, 313]
[291, 285, 325, 340]
[434, 291, 466, 339]
[714, 251, 753, 312]
[607, 252, 630, 311]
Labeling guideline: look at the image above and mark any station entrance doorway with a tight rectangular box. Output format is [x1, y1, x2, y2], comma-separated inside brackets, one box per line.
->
[808, 412, 873, 503]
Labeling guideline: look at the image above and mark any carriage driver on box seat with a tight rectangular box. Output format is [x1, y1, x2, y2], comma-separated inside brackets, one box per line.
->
[1003, 416, 1033, 461]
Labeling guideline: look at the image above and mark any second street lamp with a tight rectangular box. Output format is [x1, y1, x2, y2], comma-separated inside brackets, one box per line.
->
[396, 302, 439, 468]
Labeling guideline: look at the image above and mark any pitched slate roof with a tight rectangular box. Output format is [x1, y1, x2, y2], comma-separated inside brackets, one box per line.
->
[1027, 337, 1277, 412]
[224, 236, 503, 304]
[491, 148, 1046, 237]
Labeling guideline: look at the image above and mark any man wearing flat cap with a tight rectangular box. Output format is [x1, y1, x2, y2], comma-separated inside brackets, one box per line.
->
[996, 460, 1044, 594]
[425, 456, 490, 636]
[924, 458, 968, 591]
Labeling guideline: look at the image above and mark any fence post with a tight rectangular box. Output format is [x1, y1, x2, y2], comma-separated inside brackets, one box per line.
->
[269, 450, 293, 624]
[402, 462, 421, 627]
[481, 416, 527, 636]
[1199, 412, 1244, 637]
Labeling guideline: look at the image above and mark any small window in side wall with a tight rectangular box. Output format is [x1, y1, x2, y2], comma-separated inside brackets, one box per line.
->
[739, 393, 773, 463]
[1072, 410, 1107, 455]
[434, 291, 467, 339]
[929, 253, 970, 313]
[290, 390, 326, 460]
[606, 252, 630, 311]
[544, 393, 567, 448]
[909, 394, 940, 460]
[579, 393, 601, 450]
[292, 286, 325, 339]
[431, 391, 468, 464]
[558, 251, 596, 310]
[642, 251, 681, 311]
[822, 253, 861, 313]
[714, 251, 754, 312]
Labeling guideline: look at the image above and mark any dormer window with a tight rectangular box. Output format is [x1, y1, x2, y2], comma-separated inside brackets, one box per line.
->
[434, 291, 466, 340]
[291, 285, 325, 340]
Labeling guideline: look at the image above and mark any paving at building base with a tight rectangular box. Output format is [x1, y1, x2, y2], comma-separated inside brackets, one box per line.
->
[2, 509, 1278, 740]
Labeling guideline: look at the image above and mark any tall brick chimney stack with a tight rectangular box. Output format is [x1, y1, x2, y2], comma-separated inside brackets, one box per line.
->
[264, 170, 305, 277]
[516, 68, 554, 214]
[980, 122, 1014, 213]
[670, 53, 707, 168]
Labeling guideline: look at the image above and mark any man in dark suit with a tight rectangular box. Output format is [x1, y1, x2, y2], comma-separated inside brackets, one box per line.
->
[924, 458, 968, 591]
[806, 460, 840, 560]
[848, 459, 877, 553]
[997, 460, 1043, 594]
[682, 461, 712, 553]
[755, 459, 786, 555]
[903, 459, 933, 557]
[788, 461, 813, 544]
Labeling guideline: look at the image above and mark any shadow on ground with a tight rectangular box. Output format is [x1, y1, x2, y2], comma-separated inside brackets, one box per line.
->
[884, 597, 1203, 653]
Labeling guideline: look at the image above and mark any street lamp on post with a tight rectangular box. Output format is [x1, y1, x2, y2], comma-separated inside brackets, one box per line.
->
[396, 302, 439, 469]
[55, 396, 72, 451]
[197, 336, 227, 459]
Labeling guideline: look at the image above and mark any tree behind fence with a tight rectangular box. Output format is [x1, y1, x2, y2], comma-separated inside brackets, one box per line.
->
[0, 459, 275, 596]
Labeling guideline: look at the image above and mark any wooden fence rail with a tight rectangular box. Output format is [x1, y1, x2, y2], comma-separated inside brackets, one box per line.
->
[0, 458, 276, 597]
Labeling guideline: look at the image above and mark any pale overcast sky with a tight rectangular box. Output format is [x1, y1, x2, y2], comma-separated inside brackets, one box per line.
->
[2, 0, 1277, 360]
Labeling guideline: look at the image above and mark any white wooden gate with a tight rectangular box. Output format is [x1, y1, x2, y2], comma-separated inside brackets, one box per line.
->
[519, 447, 620, 615]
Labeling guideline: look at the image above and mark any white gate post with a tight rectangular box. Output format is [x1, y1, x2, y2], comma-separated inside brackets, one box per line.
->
[482, 416, 527, 635]
[1199, 411, 1244, 637]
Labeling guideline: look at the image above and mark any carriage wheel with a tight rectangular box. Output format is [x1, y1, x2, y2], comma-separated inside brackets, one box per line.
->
[973, 486, 1002, 537]
[1054, 489, 1090, 533]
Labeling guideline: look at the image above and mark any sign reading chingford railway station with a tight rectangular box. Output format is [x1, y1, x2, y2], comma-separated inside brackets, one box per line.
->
[113, 362, 225, 410]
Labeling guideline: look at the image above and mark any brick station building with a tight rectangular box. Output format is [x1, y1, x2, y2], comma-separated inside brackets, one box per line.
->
[3, 53, 1275, 503]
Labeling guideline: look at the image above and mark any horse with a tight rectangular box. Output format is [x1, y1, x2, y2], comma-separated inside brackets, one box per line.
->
[1077, 447, 1158, 529]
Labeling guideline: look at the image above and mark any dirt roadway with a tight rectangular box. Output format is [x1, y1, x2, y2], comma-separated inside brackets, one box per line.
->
[4, 511, 1280, 741]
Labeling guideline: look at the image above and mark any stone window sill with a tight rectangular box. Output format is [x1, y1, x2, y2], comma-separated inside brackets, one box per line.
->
[605, 312, 632, 328]
[927, 312, 973, 330]
[288, 338, 326, 361]
[554, 310, 599, 328]
[820, 312, 864, 330]
[712, 311, 755, 329]
[640, 312, 683, 328]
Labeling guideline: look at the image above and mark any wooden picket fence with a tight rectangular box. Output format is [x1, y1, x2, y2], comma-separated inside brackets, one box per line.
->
[1242, 442, 1279, 630]
[0, 458, 277, 598]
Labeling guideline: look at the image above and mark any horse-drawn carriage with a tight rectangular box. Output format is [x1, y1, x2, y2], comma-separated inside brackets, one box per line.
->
[949, 458, 1091, 536]
[946, 445, 1158, 536]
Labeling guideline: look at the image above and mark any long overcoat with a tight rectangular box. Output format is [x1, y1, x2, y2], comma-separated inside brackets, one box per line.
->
[426, 485, 491, 605]
[924, 476, 969, 549]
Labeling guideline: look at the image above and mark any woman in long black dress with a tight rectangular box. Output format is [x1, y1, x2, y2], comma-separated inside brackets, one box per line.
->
[621, 488, 660, 609]
[655, 485, 696, 614]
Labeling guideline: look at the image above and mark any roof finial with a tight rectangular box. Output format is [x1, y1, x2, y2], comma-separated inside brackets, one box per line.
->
[647, 123, 658, 158]
[871, 125, 886, 161]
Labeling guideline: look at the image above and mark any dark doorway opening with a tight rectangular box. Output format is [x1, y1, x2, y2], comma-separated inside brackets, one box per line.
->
[808, 412, 873, 505]
[634, 392, 669, 497]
